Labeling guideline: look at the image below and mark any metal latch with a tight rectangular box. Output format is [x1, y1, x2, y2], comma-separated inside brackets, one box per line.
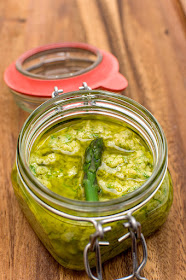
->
[84, 213, 148, 280]
[51, 86, 63, 98]
[79, 82, 92, 91]
[51, 82, 91, 98]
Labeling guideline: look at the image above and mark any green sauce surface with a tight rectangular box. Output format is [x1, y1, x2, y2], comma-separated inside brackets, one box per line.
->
[30, 120, 153, 200]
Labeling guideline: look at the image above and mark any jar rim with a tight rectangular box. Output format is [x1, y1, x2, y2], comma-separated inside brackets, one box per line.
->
[16, 44, 102, 80]
[17, 89, 168, 215]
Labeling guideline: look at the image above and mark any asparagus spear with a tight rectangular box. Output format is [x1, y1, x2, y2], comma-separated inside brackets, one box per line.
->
[83, 138, 104, 201]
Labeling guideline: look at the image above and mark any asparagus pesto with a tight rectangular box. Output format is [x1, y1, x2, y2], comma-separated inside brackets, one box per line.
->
[29, 120, 154, 201]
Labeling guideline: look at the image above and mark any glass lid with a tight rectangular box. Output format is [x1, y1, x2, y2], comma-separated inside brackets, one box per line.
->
[4, 42, 128, 97]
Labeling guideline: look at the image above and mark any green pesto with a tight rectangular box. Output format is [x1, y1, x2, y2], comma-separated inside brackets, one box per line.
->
[29, 120, 154, 201]
[11, 119, 173, 270]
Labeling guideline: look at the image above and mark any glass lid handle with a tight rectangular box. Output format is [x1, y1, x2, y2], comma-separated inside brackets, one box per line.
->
[84, 213, 148, 280]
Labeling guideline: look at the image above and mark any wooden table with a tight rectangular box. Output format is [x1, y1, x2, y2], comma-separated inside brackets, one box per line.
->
[0, 1, 185, 279]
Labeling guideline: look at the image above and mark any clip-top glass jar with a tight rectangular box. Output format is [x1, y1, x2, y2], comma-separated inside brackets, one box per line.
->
[11, 87, 173, 280]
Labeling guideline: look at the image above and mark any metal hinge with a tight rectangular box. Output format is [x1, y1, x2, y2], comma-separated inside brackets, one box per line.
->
[84, 213, 148, 280]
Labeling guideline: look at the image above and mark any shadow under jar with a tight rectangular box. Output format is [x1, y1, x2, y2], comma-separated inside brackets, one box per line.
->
[11, 89, 173, 278]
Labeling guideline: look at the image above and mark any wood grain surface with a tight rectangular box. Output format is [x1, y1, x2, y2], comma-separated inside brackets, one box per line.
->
[0, 0, 185, 279]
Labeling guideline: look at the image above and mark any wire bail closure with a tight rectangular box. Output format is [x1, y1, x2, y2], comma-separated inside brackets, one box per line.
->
[79, 82, 92, 91]
[84, 213, 148, 280]
[51, 82, 91, 98]
[52, 86, 63, 98]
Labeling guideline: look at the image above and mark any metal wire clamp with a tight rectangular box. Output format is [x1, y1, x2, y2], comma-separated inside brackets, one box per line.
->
[84, 213, 148, 280]
[79, 82, 92, 91]
[52, 86, 63, 98]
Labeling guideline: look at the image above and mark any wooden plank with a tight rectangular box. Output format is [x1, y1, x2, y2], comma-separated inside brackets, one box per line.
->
[0, 0, 185, 279]
[178, 0, 186, 16]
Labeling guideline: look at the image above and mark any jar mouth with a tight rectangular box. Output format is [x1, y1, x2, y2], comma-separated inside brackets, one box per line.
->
[17, 90, 168, 215]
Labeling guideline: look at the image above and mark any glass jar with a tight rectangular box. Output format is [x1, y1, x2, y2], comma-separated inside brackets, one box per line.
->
[11, 89, 173, 279]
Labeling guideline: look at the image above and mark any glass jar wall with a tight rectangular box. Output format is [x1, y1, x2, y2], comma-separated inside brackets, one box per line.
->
[11, 90, 173, 270]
